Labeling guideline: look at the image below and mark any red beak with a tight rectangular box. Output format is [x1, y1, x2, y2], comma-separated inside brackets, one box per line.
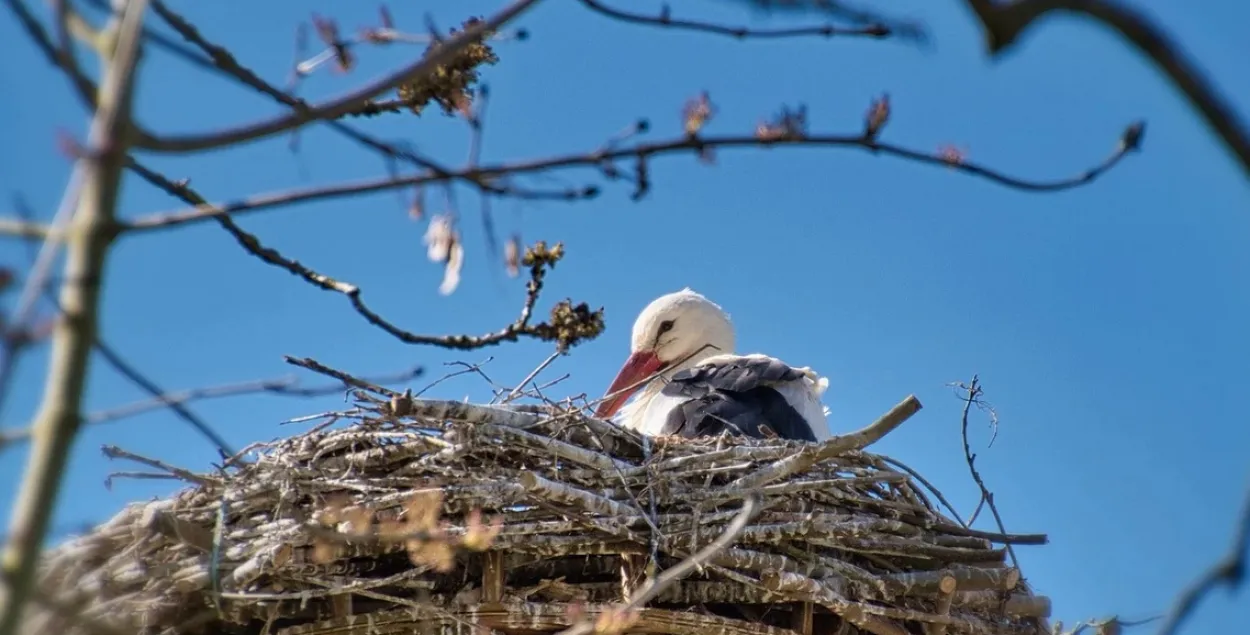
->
[594, 350, 666, 419]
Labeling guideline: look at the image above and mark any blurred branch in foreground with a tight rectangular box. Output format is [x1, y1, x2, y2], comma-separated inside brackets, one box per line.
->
[958, 0, 1250, 179]
[0, 1, 149, 633]
[1154, 484, 1250, 635]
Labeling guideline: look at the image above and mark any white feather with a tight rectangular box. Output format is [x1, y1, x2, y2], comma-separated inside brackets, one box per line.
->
[607, 290, 832, 441]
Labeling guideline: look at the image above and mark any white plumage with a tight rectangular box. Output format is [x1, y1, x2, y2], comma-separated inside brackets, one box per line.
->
[594, 289, 831, 441]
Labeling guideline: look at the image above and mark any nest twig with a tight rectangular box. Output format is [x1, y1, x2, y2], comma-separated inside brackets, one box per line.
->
[18, 375, 1051, 635]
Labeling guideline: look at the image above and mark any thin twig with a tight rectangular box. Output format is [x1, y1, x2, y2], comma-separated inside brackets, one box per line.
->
[578, 0, 891, 39]
[501, 350, 561, 403]
[91, 339, 235, 456]
[415, 359, 496, 399]
[3, 117, 1138, 241]
[0, 365, 424, 450]
[117, 126, 1139, 235]
[14, 261, 239, 459]
[284, 356, 402, 398]
[101, 445, 214, 486]
[879, 456, 968, 528]
[955, 376, 1019, 571]
[737, 0, 928, 41]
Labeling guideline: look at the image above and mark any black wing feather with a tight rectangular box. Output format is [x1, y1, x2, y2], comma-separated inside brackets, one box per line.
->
[662, 356, 806, 399]
[660, 356, 816, 441]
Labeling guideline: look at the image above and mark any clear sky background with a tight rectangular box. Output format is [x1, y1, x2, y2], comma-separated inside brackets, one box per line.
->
[2, 0, 1248, 631]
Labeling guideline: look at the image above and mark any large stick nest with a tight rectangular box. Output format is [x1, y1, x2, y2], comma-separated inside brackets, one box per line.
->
[21, 393, 1052, 635]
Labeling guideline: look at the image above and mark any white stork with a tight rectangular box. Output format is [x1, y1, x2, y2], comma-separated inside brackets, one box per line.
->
[593, 288, 831, 441]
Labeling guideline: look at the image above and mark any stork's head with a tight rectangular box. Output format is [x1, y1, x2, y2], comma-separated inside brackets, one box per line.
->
[594, 288, 735, 419]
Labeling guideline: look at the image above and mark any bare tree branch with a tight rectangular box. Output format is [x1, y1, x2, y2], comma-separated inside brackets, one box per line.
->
[0, 1, 149, 632]
[121, 159, 413, 307]
[124, 161, 607, 353]
[144, 0, 579, 204]
[14, 0, 565, 210]
[107, 122, 1140, 236]
[737, 0, 929, 42]
[958, 0, 1250, 179]
[130, 0, 542, 153]
[577, 0, 892, 39]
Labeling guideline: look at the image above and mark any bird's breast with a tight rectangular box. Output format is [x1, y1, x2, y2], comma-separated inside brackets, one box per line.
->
[633, 391, 688, 437]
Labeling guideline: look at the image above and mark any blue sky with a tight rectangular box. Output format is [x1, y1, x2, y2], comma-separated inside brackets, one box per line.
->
[2, 0, 1248, 631]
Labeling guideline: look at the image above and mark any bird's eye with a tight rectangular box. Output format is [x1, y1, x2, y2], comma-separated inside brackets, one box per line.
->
[658, 320, 675, 334]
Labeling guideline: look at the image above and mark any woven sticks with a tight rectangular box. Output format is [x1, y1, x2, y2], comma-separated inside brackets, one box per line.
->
[19, 390, 1051, 635]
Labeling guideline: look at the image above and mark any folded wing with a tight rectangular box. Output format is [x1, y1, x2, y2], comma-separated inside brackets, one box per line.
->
[658, 354, 828, 441]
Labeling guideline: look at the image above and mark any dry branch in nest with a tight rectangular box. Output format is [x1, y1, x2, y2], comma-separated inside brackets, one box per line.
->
[16, 375, 1053, 635]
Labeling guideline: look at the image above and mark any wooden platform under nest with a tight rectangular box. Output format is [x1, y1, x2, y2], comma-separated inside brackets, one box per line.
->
[20, 393, 1053, 635]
